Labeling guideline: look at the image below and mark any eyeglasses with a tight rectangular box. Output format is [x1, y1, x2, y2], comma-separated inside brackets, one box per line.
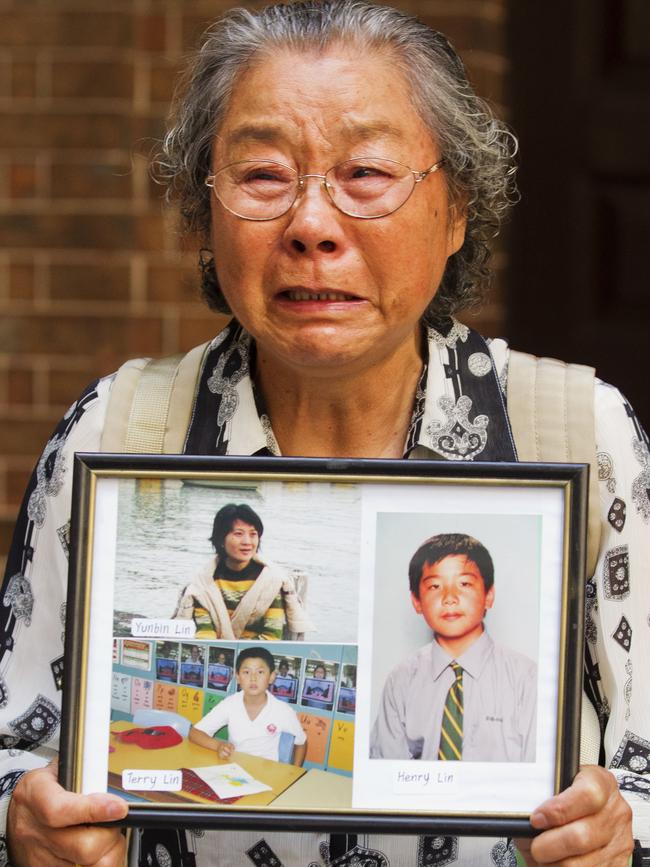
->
[205, 156, 445, 221]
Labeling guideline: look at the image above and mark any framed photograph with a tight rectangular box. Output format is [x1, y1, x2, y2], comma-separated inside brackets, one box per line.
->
[337, 686, 356, 715]
[207, 662, 233, 692]
[269, 676, 299, 703]
[60, 454, 587, 835]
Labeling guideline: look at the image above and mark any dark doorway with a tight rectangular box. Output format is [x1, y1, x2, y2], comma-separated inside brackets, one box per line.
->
[508, 0, 650, 427]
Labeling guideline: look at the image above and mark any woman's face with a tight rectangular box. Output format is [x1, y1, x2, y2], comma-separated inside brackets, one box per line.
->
[209, 47, 466, 377]
[223, 518, 260, 568]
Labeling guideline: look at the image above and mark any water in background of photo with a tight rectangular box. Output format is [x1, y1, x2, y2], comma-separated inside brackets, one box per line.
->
[113, 478, 361, 642]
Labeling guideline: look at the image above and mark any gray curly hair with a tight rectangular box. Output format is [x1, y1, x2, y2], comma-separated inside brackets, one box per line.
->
[155, 0, 518, 320]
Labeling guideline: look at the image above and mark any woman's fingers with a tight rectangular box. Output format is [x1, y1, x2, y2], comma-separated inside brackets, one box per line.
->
[525, 766, 633, 866]
[93, 833, 128, 867]
[14, 762, 127, 828]
[51, 824, 128, 867]
[8, 764, 128, 867]
[530, 766, 616, 829]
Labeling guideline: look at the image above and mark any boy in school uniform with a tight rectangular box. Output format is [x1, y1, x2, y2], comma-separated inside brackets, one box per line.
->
[370, 533, 537, 762]
[189, 646, 307, 765]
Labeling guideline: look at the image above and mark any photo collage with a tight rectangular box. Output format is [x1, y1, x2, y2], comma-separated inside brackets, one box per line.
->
[90, 468, 571, 821]
[106, 477, 361, 809]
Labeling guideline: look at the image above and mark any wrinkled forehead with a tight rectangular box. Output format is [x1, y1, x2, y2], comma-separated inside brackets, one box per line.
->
[213, 45, 434, 156]
[221, 116, 410, 152]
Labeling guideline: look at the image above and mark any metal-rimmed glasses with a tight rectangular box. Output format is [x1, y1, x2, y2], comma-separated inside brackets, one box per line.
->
[205, 156, 445, 221]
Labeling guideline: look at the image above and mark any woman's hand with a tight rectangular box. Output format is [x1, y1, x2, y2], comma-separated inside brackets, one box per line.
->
[216, 740, 235, 760]
[515, 765, 633, 866]
[7, 762, 128, 867]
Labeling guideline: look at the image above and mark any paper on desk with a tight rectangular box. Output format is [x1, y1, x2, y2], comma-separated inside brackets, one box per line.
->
[189, 762, 272, 799]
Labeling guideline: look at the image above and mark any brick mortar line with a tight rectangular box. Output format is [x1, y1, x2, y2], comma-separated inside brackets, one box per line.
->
[0, 455, 35, 469]
[0, 405, 75, 420]
[1, 506, 25, 518]
[0, 353, 127, 370]
[4, 250, 192, 263]
[6, 47, 178, 61]
[34, 252, 49, 303]
[32, 358, 49, 406]
[1, 1, 157, 9]
[0, 200, 158, 214]
[0, 252, 9, 301]
[0, 150, 153, 161]
[0, 301, 208, 315]
[0, 99, 166, 115]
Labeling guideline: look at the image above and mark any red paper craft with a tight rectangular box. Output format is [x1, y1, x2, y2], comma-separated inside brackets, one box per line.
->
[113, 725, 183, 749]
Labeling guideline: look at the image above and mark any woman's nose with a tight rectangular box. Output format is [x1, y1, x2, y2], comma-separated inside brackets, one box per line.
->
[283, 178, 342, 255]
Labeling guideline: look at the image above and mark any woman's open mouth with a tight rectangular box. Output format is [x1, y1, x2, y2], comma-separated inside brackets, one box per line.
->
[281, 289, 359, 302]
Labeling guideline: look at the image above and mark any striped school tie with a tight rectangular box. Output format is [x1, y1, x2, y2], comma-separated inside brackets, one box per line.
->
[438, 661, 463, 760]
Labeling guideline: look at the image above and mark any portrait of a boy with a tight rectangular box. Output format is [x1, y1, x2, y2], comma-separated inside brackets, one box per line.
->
[370, 533, 537, 762]
[190, 646, 307, 765]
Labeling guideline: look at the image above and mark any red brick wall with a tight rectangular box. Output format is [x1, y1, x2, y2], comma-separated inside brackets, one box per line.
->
[0, 0, 510, 568]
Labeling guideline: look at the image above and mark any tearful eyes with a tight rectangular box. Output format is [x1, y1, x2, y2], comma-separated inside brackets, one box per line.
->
[348, 166, 389, 179]
[237, 164, 395, 184]
[245, 170, 290, 183]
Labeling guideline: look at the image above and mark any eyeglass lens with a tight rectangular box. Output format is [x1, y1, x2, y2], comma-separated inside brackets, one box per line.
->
[210, 158, 419, 219]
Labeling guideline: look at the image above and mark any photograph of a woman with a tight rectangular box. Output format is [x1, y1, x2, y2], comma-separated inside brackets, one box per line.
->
[172, 503, 312, 640]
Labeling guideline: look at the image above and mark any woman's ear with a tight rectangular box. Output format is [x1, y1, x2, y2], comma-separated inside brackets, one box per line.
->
[446, 201, 467, 257]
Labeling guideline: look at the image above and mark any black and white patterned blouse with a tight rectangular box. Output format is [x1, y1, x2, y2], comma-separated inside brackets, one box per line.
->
[1, 318, 649, 866]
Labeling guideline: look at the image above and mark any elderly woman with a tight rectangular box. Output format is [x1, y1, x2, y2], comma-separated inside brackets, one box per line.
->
[172, 502, 310, 639]
[2, 1, 647, 865]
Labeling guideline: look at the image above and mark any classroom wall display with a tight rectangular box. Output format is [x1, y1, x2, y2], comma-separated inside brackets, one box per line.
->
[178, 686, 204, 723]
[62, 454, 586, 835]
[153, 680, 177, 711]
[111, 672, 131, 714]
[206, 646, 234, 692]
[154, 641, 178, 683]
[121, 639, 152, 671]
[329, 720, 355, 772]
[130, 677, 154, 713]
[179, 643, 206, 688]
[110, 638, 356, 777]
[206, 662, 232, 692]
[269, 653, 302, 703]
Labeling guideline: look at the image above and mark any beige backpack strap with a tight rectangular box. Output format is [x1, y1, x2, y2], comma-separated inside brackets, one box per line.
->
[100, 342, 210, 454]
[100, 358, 151, 452]
[508, 349, 601, 576]
[508, 349, 602, 765]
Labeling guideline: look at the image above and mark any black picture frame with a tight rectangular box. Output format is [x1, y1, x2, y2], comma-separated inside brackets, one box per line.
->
[60, 453, 587, 836]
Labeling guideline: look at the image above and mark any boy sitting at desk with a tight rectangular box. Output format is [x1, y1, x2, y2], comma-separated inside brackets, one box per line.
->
[189, 646, 307, 766]
[370, 533, 537, 762]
